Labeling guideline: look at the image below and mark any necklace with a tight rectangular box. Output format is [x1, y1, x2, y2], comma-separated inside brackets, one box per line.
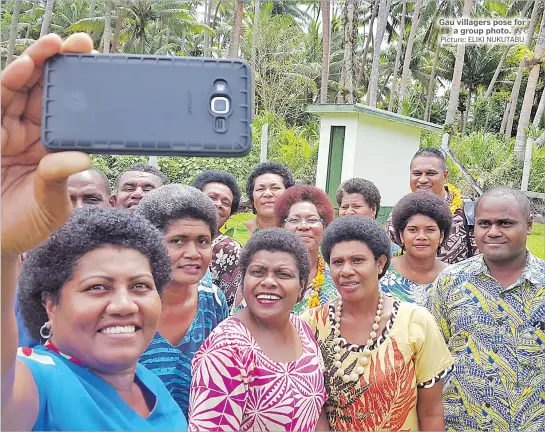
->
[307, 254, 326, 308]
[332, 290, 384, 383]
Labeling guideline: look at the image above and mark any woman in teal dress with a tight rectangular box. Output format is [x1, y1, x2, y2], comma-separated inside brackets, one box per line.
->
[380, 192, 452, 307]
[224, 161, 295, 246]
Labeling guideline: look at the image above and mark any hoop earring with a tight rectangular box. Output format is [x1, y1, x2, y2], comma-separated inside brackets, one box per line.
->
[40, 322, 52, 340]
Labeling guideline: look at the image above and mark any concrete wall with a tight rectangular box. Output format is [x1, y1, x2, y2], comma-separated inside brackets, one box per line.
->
[316, 112, 422, 207]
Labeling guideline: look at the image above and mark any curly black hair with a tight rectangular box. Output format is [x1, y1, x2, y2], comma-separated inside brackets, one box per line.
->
[245, 162, 295, 211]
[192, 170, 241, 215]
[411, 148, 447, 171]
[335, 178, 381, 217]
[321, 216, 391, 279]
[239, 228, 310, 284]
[391, 193, 452, 246]
[114, 163, 170, 192]
[136, 184, 218, 235]
[18, 207, 171, 342]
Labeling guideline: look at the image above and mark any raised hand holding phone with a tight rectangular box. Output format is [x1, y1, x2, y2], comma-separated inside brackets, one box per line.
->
[1, 33, 93, 259]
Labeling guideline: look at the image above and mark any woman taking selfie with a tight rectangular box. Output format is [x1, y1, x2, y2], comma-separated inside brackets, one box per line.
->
[224, 162, 295, 246]
[303, 216, 453, 431]
[137, 184, 229, 417]
[188, 229, 327, 431]
[380, 193, 451, 307]
[2, 32, 187, 431]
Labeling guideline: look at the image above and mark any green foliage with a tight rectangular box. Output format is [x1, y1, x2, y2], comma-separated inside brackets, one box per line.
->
[421, 132, 545, 195]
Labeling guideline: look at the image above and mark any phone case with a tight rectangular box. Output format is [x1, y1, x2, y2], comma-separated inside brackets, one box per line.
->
[42, 53, 252, 157]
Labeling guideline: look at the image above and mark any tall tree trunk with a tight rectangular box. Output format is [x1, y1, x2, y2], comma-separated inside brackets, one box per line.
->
[442, 0, 481, 196]
[500, 99, 510, 134]
[445, 0, 473, 126]
[533, 87, 545, 127]
[357, 0, 379, 88]
[181, 30, 186, 53]
[7, 0, 22, 65]
[102, 0, 113, 54]
[251, 0, 261, 111]
[111, 1, 126, 54]
[210, 0, 224, 49]
[388, 0, 407, 112]
[40, 0, 55, 37]
[228, 0, 244, 58]
[368, 0, 392, 107]
[514, 9, 545, 160]
[397, 0, 423, 114]
[484, 45, 511, 99]
[424, 39, 440, 122]
[89, 0, 97, 18]
[204, 0, 211, 57]
[320, 0, 331, 103]
[337, 0, 358, 103]
[504, 0, 543, 139]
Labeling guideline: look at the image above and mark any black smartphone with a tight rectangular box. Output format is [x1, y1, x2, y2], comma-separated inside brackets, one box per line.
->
[41, 53, 252, 157]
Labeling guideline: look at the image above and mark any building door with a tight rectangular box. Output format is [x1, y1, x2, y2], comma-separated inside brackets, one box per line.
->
[325, 126, 345, 208]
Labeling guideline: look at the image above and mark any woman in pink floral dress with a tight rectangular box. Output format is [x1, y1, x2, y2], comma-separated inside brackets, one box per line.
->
[188, 229, 327, 431]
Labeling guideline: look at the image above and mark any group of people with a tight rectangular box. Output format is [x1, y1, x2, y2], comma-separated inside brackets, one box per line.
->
[2, 33, 544, 432]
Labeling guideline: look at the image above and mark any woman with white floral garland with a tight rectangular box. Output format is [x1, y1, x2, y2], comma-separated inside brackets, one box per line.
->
[386, 147, 477, 264]
[303, 216, 453, 432]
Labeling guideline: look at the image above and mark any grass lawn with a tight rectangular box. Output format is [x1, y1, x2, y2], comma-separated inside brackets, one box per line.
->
[528, 223, 545, 259]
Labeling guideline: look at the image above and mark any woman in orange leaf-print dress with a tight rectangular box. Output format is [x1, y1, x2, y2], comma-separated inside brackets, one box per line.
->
[302, 216, 454, 432]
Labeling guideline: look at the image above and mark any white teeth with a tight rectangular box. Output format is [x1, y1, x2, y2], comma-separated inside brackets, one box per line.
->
[256, 294, 281, 300]
[101, 325, 136, 334]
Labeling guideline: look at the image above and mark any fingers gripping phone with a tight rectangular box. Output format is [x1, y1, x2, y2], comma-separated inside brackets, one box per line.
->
[41, 53, 253, 157]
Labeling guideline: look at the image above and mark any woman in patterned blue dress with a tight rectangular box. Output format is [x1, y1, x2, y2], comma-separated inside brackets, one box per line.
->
[380, 193, 452, 307]
[137, 185, 229, 417]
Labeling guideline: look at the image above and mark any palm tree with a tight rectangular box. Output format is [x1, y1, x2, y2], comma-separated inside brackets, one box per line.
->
[445, 0, 473, 127]
[368, 0, 392, 106]
[320, 0, 331, 103]
[111, 1, 127, 53]
[337, 0, 358, 103]
[514, 8, 545, 159]
[228, 0, 244, 58]
[102, 0, 113, 53]
[356, 0, 379, 89]
[7, 0, 23, 65]
[504, 0, 543, 139]
[423, 38, 440, 121]
[40, 0, 55, 36]
[89, 0, 97, 18]
[388, 0, 407, 111]
[397, 0, 424, 114]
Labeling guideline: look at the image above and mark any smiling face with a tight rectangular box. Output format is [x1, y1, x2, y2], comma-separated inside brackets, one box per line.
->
[243, 250, 303, 322]
[164, 218, 213, 287]
[400, 214, 444, 259]
[339, 193, 376, 218]
[203, 182, 234, 231]
[45, 246, 161, 373]
[328, 240, 387, 303]
[67, 170, 110, 209]
[111, 171, 164, 210]
[252, 173, 286, 218]
[475, 195, 532, 265]
[283, 201, 324, 253]
[410, 157, 448, 197]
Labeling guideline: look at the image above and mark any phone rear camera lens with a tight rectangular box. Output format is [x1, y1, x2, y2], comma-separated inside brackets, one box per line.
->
[211, 96, 230, 115]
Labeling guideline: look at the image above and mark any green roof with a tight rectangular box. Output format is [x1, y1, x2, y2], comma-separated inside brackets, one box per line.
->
[306, 103, 443, 133]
